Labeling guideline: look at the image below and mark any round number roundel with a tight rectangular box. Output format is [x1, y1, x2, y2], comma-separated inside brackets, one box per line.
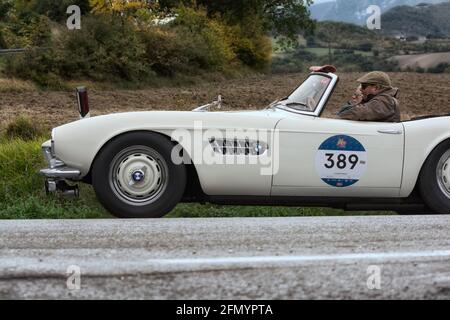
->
[315, 135, 368, 187]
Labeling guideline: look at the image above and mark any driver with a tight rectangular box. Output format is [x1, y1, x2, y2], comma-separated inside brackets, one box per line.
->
[337, 71, 400, 122]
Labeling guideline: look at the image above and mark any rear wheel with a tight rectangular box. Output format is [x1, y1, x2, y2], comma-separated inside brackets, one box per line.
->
[92, 132, 186, 218]
[419, 140, 450, 214]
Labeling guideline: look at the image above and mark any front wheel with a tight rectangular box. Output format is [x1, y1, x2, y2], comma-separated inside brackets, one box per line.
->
[92, 132, 186, 218]
[419, 140, 450, 214]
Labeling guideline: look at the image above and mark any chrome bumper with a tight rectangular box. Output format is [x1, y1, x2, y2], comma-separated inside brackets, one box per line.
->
[40, 167, 81, 179]
[39, 140, 80, 196]
[39, 141, 81, 179]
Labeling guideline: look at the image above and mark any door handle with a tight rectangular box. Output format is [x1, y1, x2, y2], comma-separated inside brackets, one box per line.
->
[377, 129, 402, 134]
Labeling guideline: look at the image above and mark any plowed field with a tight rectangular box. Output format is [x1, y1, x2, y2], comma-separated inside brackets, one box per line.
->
[1, 72, 450, 131]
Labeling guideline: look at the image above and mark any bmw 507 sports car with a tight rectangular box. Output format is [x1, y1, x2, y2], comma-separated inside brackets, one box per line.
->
[40, 67, 450, 217]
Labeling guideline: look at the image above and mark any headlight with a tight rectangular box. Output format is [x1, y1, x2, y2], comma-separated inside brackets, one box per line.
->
[42, 145, 53, 164]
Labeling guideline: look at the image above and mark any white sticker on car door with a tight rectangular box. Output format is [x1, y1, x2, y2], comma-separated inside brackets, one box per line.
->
[315, 135, 368, 187]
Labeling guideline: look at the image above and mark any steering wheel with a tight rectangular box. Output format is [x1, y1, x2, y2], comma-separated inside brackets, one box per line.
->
[306, 96, 316, 111]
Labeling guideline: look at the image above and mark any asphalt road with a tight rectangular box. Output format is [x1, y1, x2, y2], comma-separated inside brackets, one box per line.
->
[0, 215, 449, 299]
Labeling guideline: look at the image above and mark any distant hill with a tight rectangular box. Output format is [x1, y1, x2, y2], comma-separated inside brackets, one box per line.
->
[381, 3, 450, 37]
[313, 21, 380, 46]
[310, 0, 450, 25]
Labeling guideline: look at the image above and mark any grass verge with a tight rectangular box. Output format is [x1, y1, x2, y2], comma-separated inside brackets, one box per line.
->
[0, 77, 36, 92]
[0, 137, 110, 219]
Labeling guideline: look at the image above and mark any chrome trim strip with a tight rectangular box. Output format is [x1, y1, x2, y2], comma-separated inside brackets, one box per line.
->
[377, 129, 403, 135]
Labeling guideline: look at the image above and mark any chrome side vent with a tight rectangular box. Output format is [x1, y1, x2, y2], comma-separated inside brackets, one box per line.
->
[209, 138, 268, 156]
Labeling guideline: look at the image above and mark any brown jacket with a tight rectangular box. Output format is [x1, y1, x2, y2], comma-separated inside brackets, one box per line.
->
[337, 88, 400, 122]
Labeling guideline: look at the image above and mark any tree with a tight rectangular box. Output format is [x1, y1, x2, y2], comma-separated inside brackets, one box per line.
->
[8, 0, 91, 21]
[0, 0, 13, 20]
[35, 0, 91, 21]
[90, 0, 160, 21]
[159, 0, 315, 40]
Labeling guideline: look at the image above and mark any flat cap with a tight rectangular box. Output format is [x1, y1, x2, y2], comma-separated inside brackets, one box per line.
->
[357, 71, 392, 87]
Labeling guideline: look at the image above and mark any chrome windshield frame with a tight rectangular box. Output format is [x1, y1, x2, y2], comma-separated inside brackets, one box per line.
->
[274, 72, 339, 117]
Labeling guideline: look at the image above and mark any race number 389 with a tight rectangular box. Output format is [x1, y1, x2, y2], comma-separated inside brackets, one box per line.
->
[315, 135, 367, 187]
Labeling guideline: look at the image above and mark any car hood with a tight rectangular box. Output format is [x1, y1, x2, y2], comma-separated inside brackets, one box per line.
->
[50, 108, 292, 175]
[55, 108, 290, 134]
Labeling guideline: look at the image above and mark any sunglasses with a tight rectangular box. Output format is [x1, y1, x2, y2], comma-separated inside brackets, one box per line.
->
[360, 83, 373, 90]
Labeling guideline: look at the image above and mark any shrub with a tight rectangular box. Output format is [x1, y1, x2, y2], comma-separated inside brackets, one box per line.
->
[5, 48, 63, 88]
[229, 16, 272, 71]
[32, 0, 91, 22]
[232, 30, 272, 70]
[4, 6, 272, 86]
[171, 6, 238, 71]
[139, 22, 234, 76]
[5, 15, 153, 86]
[56, 15, 152, 82]
[428, 63, 450, 74]
[138, 28, 190, 76]
[2, 13, 52, 48]
[143, 6, 272, 75]
[357, 42, 373, 52]
[4, 116, 45, 141]
[293, 49, 316, 61]
[415, 66, 426, 73]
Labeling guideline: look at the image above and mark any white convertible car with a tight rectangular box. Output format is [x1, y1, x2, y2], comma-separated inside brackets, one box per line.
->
[40, 67, 450, 217]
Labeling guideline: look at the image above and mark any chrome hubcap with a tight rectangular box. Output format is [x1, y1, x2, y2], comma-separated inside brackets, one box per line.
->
[110, 146, 168, 205]
[132, 170, 145, 182]
[436, 150, 450, 198]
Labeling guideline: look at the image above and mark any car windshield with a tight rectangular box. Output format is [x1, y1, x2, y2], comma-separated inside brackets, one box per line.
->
[276, 74, 331, 112]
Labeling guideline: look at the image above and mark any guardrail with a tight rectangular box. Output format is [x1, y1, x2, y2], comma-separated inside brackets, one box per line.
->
[0, 48, 26, 55]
